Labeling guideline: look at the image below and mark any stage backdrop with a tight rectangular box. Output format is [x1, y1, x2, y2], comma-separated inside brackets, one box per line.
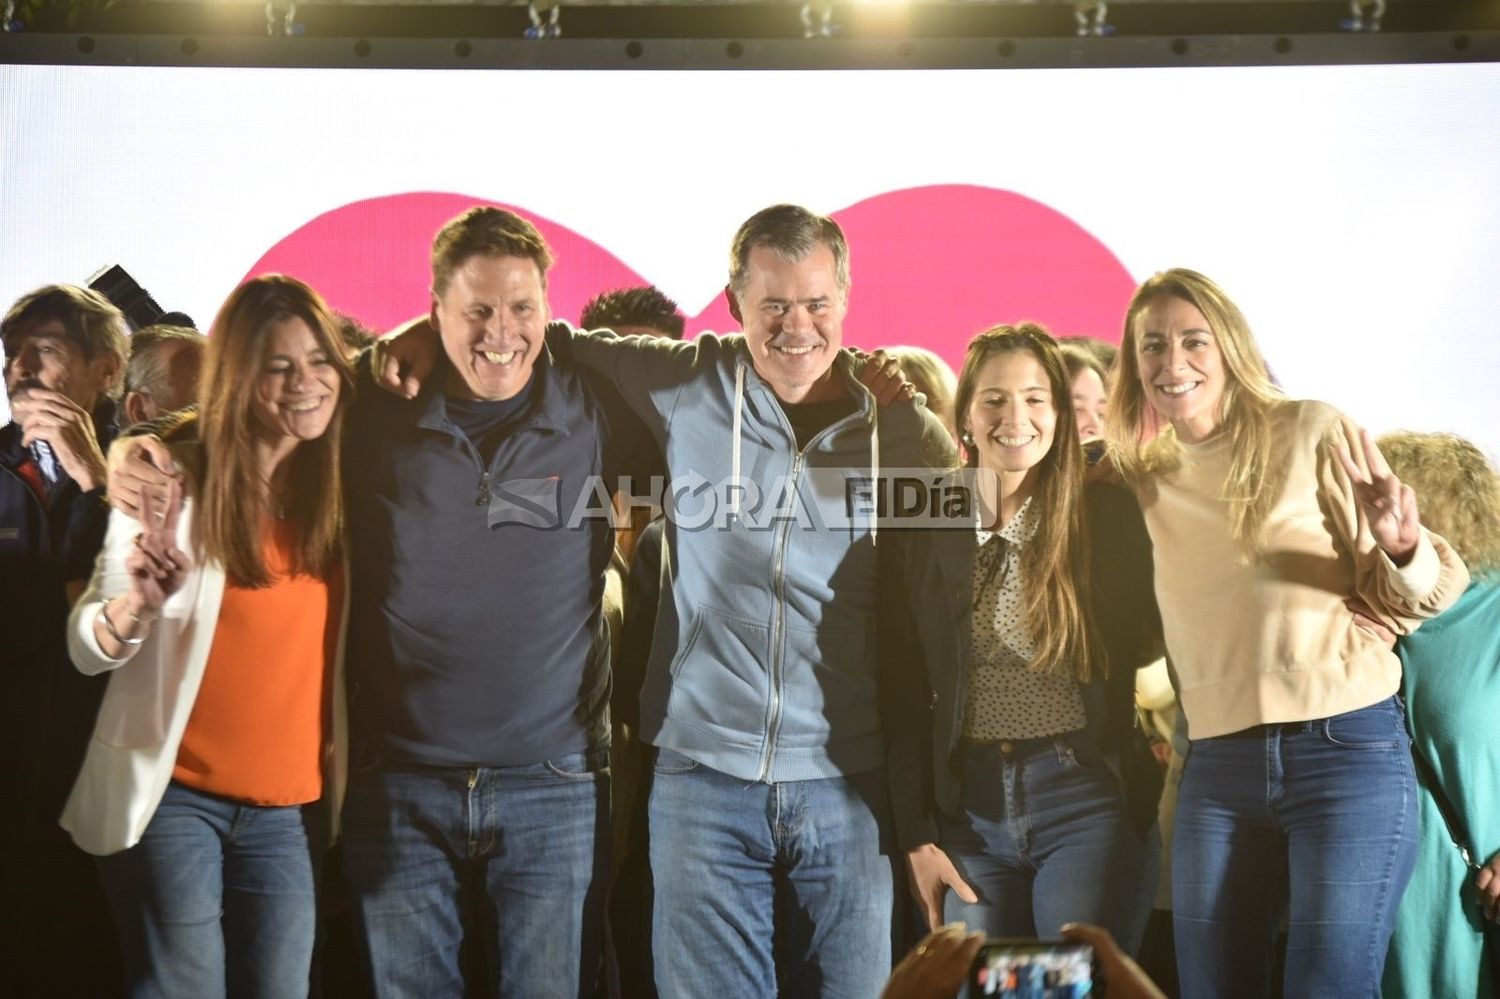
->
[3, 62, 1498, 452]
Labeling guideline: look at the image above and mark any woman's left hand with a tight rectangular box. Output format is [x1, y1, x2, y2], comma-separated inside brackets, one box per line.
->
[1476, 853, 1500, 923]
[1334, 427, 1421, 566]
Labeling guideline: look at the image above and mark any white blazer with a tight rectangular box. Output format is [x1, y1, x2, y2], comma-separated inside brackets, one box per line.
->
[62, 486, 349, 857]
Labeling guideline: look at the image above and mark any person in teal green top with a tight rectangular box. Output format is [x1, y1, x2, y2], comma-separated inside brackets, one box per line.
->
[1380, 431, 1500, 998]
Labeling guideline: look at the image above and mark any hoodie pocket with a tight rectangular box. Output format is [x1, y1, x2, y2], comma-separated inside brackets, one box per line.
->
[780, 622, 878, 749]
[664, 607, 771, 741]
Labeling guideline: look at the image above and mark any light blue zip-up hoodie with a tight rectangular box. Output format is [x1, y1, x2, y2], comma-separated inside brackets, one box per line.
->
[552, 325, 954, 783]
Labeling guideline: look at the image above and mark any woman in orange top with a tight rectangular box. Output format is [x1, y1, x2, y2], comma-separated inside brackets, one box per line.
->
[64, 274, 352, 998]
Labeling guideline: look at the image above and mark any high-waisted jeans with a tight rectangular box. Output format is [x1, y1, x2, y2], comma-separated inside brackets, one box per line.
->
[1172, 696, 1418, 999]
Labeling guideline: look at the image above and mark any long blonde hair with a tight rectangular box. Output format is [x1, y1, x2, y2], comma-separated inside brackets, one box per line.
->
[1105, 268, 1284, 556]
[954, 324, 1099, 681]
[196, 275, 352, 587]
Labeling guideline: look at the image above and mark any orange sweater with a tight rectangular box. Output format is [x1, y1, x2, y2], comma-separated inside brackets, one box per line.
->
[173, 523, 341, 805]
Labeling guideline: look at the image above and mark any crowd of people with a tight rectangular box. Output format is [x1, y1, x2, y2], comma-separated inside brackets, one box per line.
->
[2, 201, 1497, 999]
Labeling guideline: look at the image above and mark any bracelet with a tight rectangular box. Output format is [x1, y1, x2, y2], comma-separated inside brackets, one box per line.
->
[100, 601, 150, 647]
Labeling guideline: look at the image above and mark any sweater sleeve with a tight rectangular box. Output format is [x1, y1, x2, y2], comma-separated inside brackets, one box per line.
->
[546, 322, 706, 435]
[1318, 410, 1470, 633]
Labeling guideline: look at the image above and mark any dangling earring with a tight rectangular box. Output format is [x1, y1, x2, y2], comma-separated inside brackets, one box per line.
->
[960, 428, 975, 448]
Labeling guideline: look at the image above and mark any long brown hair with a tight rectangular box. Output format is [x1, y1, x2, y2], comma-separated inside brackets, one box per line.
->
[196, 275, 351, 586]
[1105, 268, 1284, 556]
[954, 323, 1099, 681]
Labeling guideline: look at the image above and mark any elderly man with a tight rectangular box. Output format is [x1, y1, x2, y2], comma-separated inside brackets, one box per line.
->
[120, 324, 204, 427]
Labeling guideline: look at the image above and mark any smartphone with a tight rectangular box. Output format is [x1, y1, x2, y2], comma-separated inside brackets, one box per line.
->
[968, 938, 1095, 998]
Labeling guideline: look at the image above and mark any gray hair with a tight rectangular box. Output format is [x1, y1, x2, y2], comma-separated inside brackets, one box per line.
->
[728, 204, 850, 297]
[125, 323, 204, 402]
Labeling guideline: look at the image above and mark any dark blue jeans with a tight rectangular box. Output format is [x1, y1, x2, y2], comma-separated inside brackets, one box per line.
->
[95, 781, 320, 999]
[1172, 697, 1418, 999]
[939, 733, 1149, 948]
[340, 749, 610, 999]
[648, 751, 895, 999]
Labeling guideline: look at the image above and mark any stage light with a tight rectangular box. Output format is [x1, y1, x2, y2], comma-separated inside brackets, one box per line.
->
[526, 0, 561, 38]
[1342, 0, 1384, 32]
[1074, 0, 1113, 37]
[264, 0, 299, 36]
[800, 0, 837, 38]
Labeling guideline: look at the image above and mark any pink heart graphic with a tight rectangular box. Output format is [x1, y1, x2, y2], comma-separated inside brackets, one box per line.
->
[244, 186, 1136, 369]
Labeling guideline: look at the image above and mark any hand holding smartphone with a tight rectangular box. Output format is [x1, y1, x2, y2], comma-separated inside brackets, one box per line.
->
[969, 939, 1095, 997]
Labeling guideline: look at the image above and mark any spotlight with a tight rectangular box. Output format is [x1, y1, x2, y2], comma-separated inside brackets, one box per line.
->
[1074, 0, 1113, 37]
[264, 0, 300, 35]
[800, 1, 838, 39]
[525, 0, 561, 39]
[87, 264, 165, 333]
[1341, 0, 1384, 32]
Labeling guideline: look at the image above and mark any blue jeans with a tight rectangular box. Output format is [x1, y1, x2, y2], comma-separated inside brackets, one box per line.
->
[340, 748, 609, 999]
[648, 751, 895, 999]
[95, 781, 319, 999]
[939, 733, 1148, 947]
[1172, 697, 1418, 999]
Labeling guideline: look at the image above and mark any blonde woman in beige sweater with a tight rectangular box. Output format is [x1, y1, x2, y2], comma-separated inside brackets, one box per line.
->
[1104, 268, 1469, 999]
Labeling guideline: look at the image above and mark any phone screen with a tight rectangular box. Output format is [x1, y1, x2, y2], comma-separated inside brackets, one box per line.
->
[968, 939, 1094, 998]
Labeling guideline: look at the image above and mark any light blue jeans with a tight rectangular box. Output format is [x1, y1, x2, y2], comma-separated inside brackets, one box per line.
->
[648, 750, 895, 998]
[95, 780, 320, 999]
[340, 748, 610, 999]
[939, 732, 1148, 947]
[1172, 696, 1418, 998]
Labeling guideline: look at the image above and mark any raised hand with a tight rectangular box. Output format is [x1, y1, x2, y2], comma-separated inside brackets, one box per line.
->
[124, 479, 191, 615]
[1334, 427, 1421, 566]
[12, 387, 107, 491]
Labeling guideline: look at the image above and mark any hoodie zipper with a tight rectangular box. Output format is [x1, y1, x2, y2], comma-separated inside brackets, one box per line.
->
[753, 403, 872, 783]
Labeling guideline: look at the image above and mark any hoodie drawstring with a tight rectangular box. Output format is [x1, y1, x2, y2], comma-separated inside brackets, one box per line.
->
[869, 413, 879, 547]
[730, 362, 745, 520]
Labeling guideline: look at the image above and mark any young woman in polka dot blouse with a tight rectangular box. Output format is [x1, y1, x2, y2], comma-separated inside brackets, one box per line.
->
[888, 325, 1163, 949]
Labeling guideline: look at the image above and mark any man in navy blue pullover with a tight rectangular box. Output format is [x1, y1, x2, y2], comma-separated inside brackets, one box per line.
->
[337, 207, 656, 997]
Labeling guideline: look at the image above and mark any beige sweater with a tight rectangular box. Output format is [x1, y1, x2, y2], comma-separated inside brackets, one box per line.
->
[1138, 400, 1469, 740]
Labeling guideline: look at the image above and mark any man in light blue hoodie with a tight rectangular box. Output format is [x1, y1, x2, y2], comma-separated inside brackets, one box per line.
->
[545, 205, 956, 997]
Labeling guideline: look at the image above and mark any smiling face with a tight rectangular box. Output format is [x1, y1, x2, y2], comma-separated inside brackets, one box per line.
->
[1135, 295, 1227, 444]
[250, 315, 341, 447]
[1070, 365, 1107, 441]
[729, 243, 847, 403]
[962, 348, 1059, 491]
[432, 253, 548, 402]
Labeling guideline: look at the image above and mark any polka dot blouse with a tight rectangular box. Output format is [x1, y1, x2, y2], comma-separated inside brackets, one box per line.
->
[963, 497, 1088, 740]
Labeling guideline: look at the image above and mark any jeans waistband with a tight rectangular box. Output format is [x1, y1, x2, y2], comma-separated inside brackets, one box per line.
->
[1219, 720, 1321, 739]
[1215, 696, 1404, 740]
[962, 729, 1086, 759]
